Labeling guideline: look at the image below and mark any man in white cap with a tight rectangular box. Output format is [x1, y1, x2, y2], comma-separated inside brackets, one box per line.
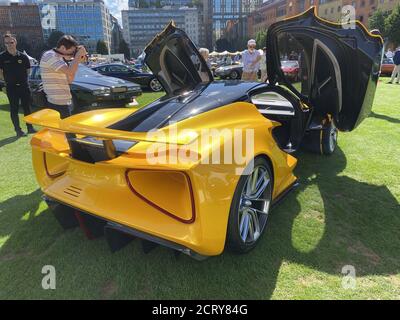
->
[241, 39, 261, 81]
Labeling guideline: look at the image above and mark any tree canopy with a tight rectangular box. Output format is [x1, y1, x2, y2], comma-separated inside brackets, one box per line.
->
[385, 4, 400, 45]
[96, 40, 109, 55]
[47, 30, 65, 48]
[369, 9, 388, 37]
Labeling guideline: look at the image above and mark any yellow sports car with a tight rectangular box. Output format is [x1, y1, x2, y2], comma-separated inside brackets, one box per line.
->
[25, 8, 383, 259]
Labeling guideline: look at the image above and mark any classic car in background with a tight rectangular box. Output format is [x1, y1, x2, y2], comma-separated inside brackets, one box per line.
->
[25, 8, 383, 259]
[280, 60, 300, 81]
[214, 62, 243, 79]
[380, 57, 395, 76]
[92, 63, 163, 92]
[28, 64, 142, 113]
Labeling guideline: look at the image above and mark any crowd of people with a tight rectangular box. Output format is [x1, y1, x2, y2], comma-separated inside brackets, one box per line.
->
[199, 39, 268, 82]
[1, 31, 399, 138]
[387, 47, 400, 84]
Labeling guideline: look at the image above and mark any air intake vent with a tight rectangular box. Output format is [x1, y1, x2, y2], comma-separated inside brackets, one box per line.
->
[64, 186, 82, 198]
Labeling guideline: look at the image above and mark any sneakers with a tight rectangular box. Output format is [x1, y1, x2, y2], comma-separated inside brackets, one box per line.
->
[27, 127, 37, 134]
[16, 130, 27, 138]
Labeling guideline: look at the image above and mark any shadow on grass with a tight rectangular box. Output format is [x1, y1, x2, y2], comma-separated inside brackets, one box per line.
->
[0, 136, 18, 148]
[0, 148, 399, 299]
[369, 111, 400, 124]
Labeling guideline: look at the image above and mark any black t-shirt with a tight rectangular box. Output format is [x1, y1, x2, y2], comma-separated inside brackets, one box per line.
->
[0, 50, 30, 86]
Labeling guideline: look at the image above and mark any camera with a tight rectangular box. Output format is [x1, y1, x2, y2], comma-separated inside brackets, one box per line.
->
[74, 45, 88, 60]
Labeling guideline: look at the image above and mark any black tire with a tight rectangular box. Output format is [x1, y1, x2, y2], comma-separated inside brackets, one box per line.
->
[226, 157, 273, 254]
[149, 78, 163, 92]
[302, 119, 338, 155]
[321, 120, 338, 155]
[229, 70, 239, 80]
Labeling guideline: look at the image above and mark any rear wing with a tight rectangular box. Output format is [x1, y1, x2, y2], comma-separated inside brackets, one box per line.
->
[24, 109, 198, 145]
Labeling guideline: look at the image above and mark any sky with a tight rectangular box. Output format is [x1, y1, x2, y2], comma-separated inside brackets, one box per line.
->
[105, 0, 129, 24]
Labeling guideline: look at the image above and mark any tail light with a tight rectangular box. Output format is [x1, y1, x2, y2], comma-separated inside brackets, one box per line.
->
[125, 170, 195, 224]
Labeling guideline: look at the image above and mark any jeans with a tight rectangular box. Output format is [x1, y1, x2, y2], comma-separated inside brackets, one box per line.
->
[46, 102, 72, 119]
[6, 84, 34, 132]
[390, 65, 400, 83]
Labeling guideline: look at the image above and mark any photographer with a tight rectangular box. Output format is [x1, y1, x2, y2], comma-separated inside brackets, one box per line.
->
[40, 35, 87, 119]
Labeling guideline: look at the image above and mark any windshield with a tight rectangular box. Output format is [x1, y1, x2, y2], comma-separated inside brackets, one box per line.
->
[76, 64, 101, 77]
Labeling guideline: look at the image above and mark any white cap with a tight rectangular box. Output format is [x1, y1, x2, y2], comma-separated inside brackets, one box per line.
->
[247, 39, 256, 46]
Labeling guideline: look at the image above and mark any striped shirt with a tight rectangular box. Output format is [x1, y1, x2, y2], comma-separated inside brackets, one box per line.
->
[40, 50, 71, 105]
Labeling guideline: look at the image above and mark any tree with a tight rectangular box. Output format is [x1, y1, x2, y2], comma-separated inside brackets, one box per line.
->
[118, 39, 131, 60]
[255, 30, 267, 49]
[138, 0, 149, 8]
[369, 9, 388, 37]
[16, 35, 32, 54]
[47, 30, 65, 48]
[96, 40, 109, 55]
[215, 38, 231, 52]
[385, 4, 400, 45]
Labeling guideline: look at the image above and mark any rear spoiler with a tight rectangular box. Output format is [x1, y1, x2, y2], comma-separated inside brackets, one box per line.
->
[24, 109, 198, 145]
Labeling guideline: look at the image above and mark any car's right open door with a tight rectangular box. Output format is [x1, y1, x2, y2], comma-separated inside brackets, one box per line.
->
[266, 7, 383, 132]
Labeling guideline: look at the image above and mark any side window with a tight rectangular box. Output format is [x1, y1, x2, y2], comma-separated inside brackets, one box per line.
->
[276, 32, 313, 96]
[109, 65, 129, 73]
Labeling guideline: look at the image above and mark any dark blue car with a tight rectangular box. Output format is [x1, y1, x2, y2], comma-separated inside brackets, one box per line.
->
[92, 63, 163, 92]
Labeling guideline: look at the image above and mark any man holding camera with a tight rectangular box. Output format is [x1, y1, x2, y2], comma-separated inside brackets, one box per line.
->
[40, 35, 87, 119]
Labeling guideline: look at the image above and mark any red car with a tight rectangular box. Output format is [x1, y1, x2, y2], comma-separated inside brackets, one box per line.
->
[380, 58, 394, 76]
[281, 60, 300, 81]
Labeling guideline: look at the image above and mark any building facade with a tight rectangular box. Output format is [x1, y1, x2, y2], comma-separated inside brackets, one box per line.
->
[128, 0, 193, 8]
[110, 13, 123, 54]
[122, 7, 201, 57]
[377, 0, 398, 15]
[247, 0, 393, 39]
[39, 0, 112, 53]
[318, 0, 398, 28]
[211, 0, 261, 46]
[0, 3, 44, 56]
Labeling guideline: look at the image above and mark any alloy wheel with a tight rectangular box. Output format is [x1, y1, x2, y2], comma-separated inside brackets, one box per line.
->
[238, 165, 272, 244]
[149, 78, 162, 92]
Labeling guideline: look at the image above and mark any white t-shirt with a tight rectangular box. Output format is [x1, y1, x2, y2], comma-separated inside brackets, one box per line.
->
[40, 50, 72, 106]
[242, 49, 260, 73]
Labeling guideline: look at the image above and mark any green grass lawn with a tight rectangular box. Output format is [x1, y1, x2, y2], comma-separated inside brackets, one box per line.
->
[0, 83, 399, 299]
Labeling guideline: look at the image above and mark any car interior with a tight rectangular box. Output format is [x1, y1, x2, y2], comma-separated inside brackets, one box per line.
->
[249, 86, 310, 153]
